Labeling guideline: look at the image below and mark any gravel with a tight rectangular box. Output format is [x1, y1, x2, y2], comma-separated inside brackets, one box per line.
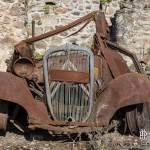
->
[0, 130, 149, 150]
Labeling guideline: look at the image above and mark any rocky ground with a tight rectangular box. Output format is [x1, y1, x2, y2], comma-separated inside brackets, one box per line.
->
[0, 127, 149, 150]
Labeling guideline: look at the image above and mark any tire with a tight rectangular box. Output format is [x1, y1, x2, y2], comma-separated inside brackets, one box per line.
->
[0, 100, 8, 134]
[125, 102, 150, 136]
[139, 102, 150, 131]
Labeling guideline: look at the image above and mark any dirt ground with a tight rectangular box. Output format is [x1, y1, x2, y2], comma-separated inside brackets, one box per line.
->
[0, 129, 149, 150]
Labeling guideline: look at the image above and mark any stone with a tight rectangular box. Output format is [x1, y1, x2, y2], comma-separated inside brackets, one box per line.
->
[72, 11, 80, 16]
[10, 3, 25, 16]
[81, 34, 89, 39]
[13, 20, 25, 29]
[111, 0, 150, 61]
[144, 3, 150, 9]
[35, 41, 47, 49]
[2, 0, 14, 3]
[78, 5, 83, 11]
[53, 7, 68, 14]
[69, 38, 77, 44]
[3, 16, 11, 24]
[34, 27, 43, 35]
[1, 36, 17, 45]
[59, 31, 68, 37]
[92, 0, 99, 4]
[55, 25, 63, 29]
[86, 5, 91, 9]
[26, 27, 32, 36]
[44, 26, 54, 32]
[51, 36, 62, 44]
[31, 13, 41, 20]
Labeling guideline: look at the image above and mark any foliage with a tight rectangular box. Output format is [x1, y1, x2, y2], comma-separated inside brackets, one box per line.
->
[96, 146, 106, 150]
[100, 0, 112, 5]
[43, 2, 56, 14]
[34, 52, 44, 60]
[43, 4, 49, 14]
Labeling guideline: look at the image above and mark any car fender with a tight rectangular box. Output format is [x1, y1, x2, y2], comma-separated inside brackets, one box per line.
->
[96, 72, 150, 126]
[0, 72, 49, 125]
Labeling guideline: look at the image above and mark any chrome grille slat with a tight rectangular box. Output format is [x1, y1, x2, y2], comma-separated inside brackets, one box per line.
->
[49, 83, 91, 121]
[44, 44, 94, 122]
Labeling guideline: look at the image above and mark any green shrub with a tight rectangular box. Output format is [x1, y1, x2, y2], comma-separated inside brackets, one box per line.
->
[100, 0, 112, 4]
[43, 4, 49, 14]
[34, 52, 44, 60]
[43, 2, 56, 14]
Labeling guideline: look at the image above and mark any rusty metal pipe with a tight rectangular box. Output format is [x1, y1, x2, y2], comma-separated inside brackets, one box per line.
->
[26, 11, 97, 43]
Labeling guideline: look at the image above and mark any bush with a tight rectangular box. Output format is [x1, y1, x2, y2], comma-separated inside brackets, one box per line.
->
[34, 52, 44, 60]
[100, 0, 112, 5]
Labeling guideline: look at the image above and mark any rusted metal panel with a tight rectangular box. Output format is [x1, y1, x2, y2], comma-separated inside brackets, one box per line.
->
[95, 11, 110, 40]
[95, 34, 130, 77]
[28, 124, 102, 134]
[15, 41, 33, 58]
[25, 11, 97, 44]
[0, 72, 49, 125]
[49, 70, 89, 83]
[106, 40, 143, 73]
[13, 57, 34, 79]
[0, 113, 8, 131]
[96, 73, 150, 126]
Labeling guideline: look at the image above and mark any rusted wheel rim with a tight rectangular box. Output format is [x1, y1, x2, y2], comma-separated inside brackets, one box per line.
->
[0, 113, 8, 132]
[126, 108, 138, 135]
[126, 103, 150, 135]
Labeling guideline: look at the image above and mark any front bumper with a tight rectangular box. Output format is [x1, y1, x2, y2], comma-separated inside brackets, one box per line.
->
[28, 120, 103, 134]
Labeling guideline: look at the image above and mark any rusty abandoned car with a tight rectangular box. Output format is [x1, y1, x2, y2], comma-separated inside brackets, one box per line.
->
[0, 11, 150, 136]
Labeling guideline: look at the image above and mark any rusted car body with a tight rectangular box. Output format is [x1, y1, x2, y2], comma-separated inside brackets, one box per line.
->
[0, 11, 150, 135]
